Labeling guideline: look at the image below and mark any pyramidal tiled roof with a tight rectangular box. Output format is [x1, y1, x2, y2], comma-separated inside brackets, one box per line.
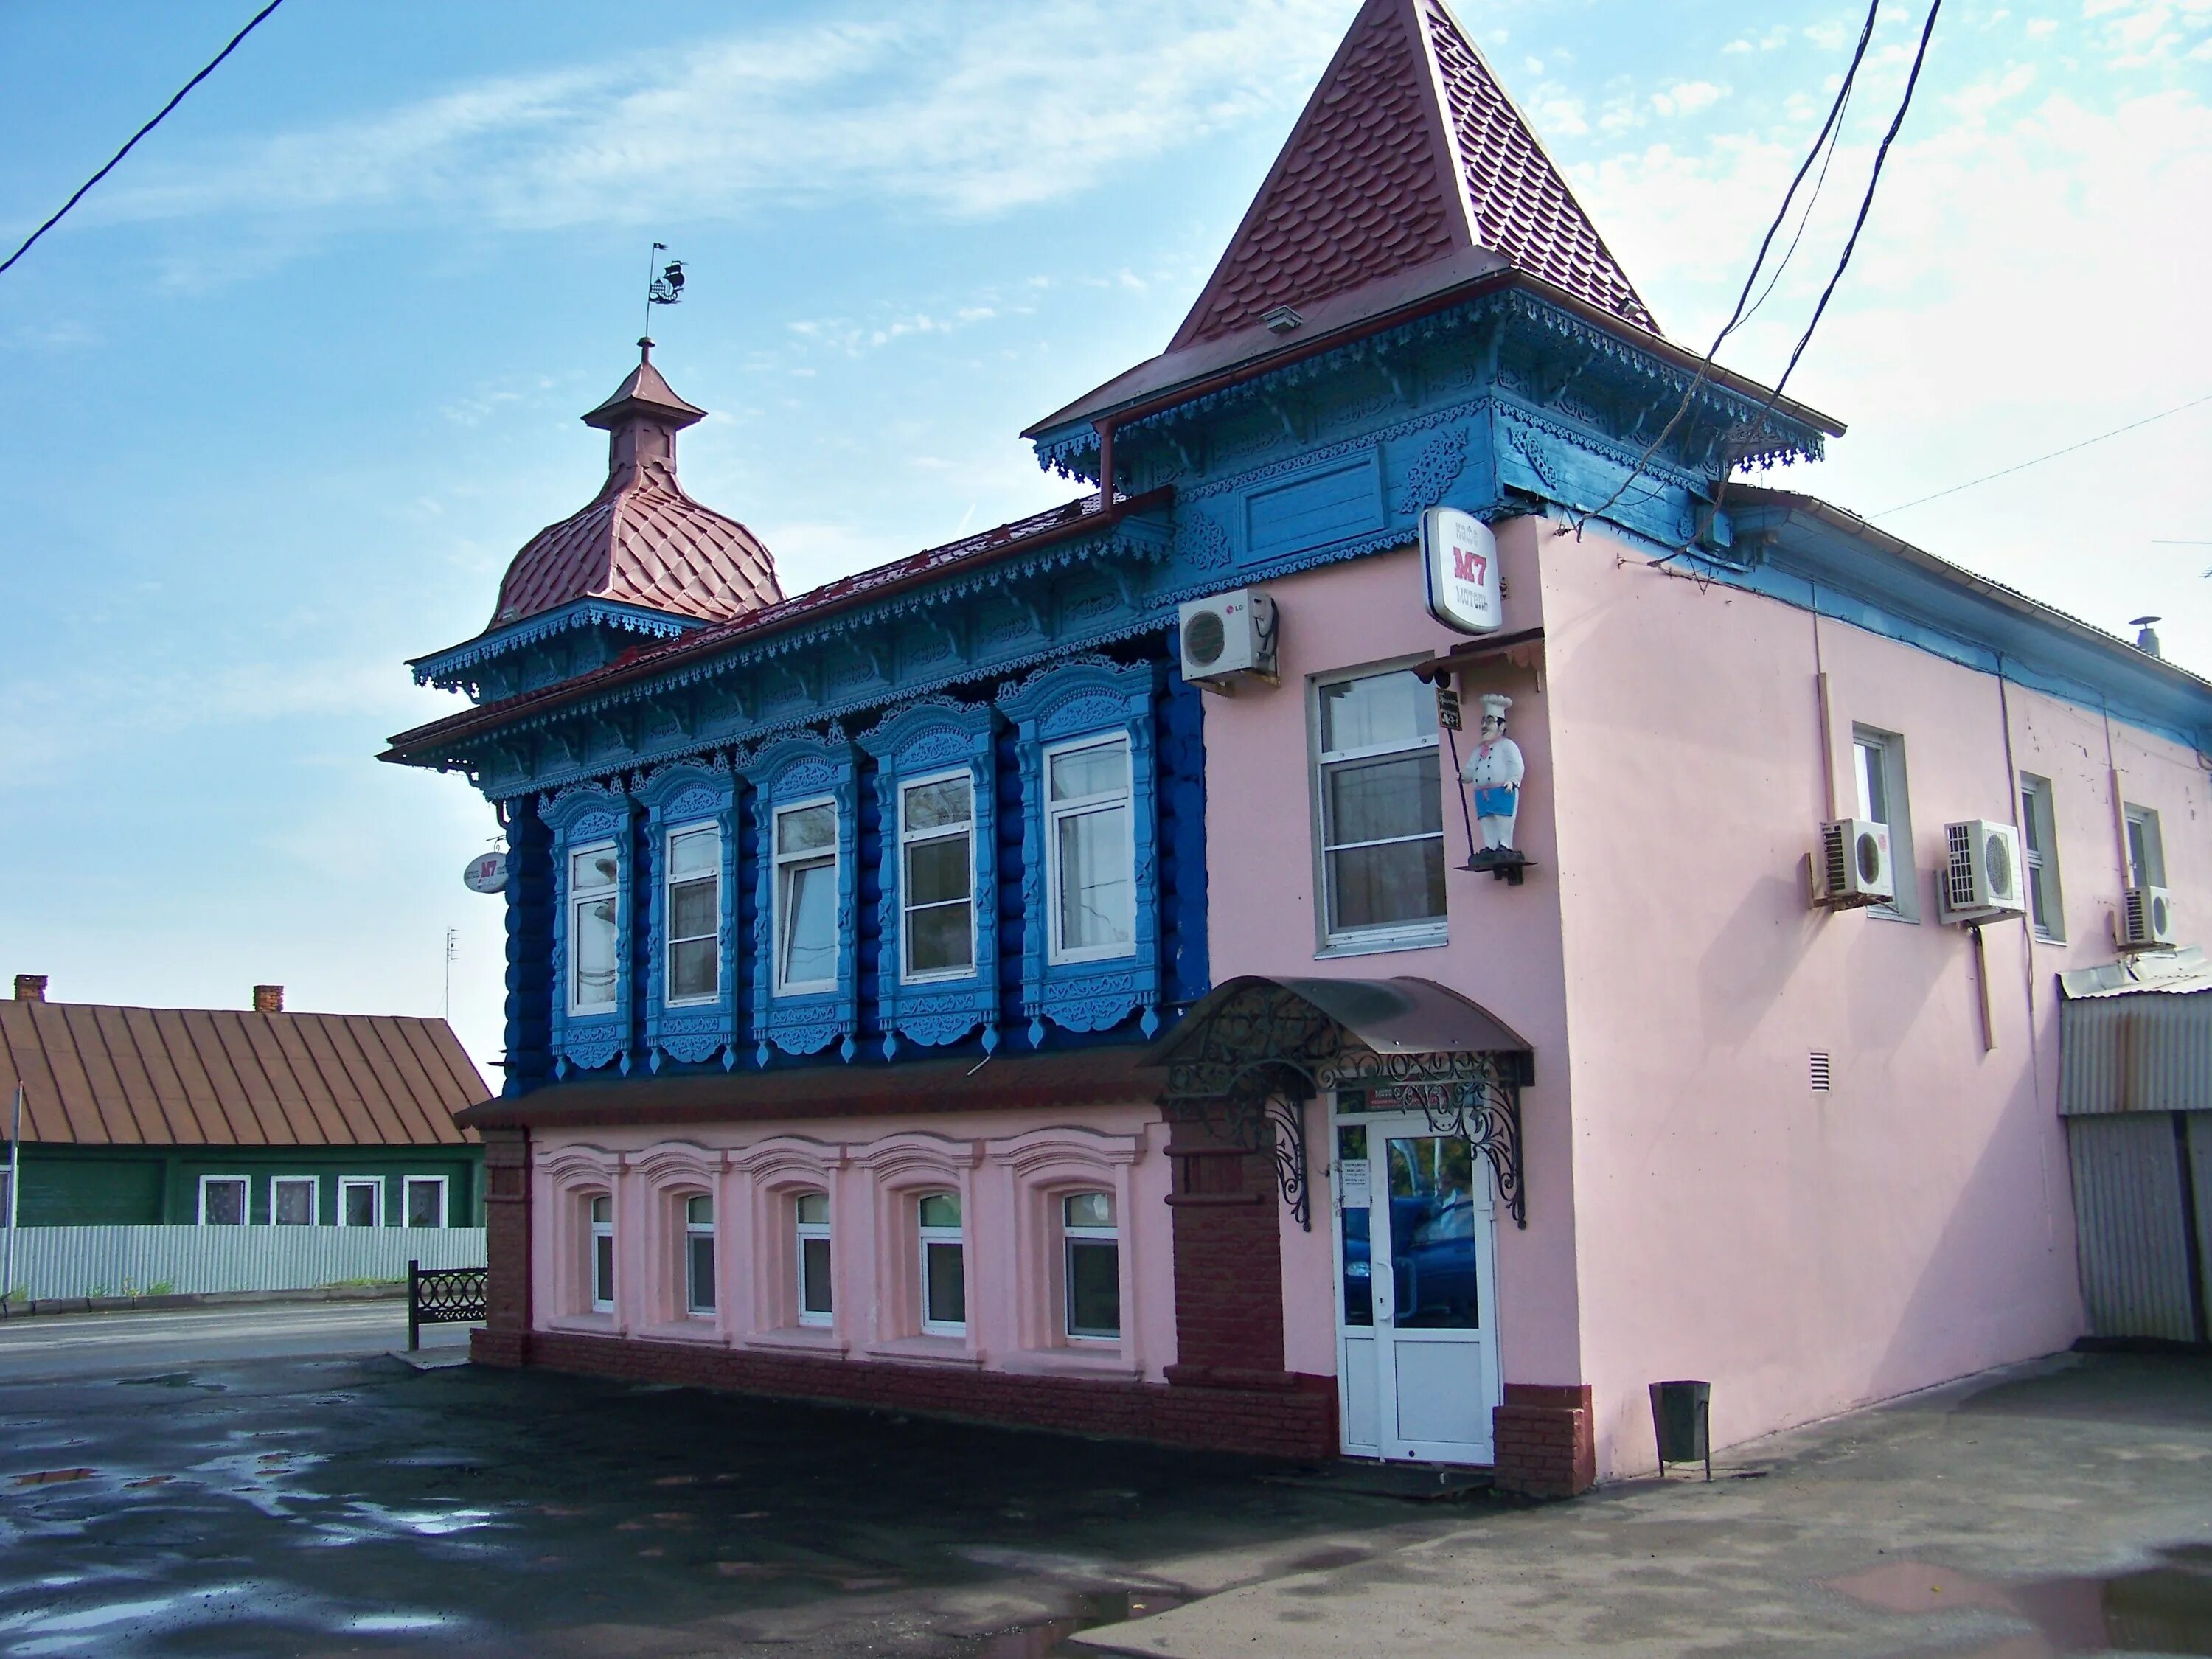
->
[1169, 0, 1655, 350]
[490, 341, 783, 630]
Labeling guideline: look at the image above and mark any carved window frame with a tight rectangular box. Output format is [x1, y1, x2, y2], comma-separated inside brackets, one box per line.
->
[854, 1133, 984, 1361]
[857, 698, 1001, 1057]
[543, 783, 635, 1075]
[985, 1126, 1144, 1374]
[640, 762, 740, 1069]
[742, 735, 861, 1062]
[730, 1136, 851, 1352]
[539, 1144, 622, 1331]
[629, 1142, 729, 1343]
[1000, 659, 1165, 1046]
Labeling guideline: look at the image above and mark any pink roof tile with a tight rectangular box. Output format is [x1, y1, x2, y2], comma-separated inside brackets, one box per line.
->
[490, 341, 782, 630]
[1169, 0, 1653, 351]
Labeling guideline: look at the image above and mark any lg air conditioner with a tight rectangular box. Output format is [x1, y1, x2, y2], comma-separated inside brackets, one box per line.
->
[2117, 886, 2178, 951]
[1177, 589, 1278, 692]
[1814, 818, 1894, 910]
[1938, 819, 2026, 924]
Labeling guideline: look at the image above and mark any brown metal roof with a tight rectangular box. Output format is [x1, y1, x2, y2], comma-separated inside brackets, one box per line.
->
[0, 999, 490, 1148]
[459, 1045, 1156, 1133]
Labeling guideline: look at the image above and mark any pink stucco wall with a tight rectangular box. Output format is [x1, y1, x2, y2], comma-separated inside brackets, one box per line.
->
[1198, 515, 2208, 1478]
[527, 1105, 1178, 1385]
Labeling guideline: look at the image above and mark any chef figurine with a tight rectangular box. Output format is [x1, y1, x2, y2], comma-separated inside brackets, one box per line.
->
[1460, 694, 1525, 868]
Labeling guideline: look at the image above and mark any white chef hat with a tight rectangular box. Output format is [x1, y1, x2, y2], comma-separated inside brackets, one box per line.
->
[1479, 694, 1513, 722]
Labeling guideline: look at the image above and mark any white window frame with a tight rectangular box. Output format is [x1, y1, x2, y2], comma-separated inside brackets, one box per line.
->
[795, 1189, 833, 1327]
[568, 838, 622, 1016]
[269, 1175, 318, 1228]
[198, 1174, 250, 1227]
[772, 797, 840, 996]
[683, 1193, 716, 1318]
[337, 1177, 383, 1228]
[2124, 803, 2166, 889]
[1312, 665, 1448, 952]
[917, 1191, 966, 1337]
[588, 1193, 615, 1313]
[1062, 1190, 1121, 1341]
[2020, 773, 2065, 942]
[403, 1175, 448, 1229]
[664, 819, 722, 1007]
[1044, 734, 1136, 967]
[1852, 726, 1919, 921]
[898, 769, 978, 984]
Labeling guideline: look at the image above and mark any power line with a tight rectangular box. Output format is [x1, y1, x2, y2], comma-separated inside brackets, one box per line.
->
[1571, 0, 1881, 535]
[0, 0, 288, 280]
[1872, 392, 2212, 517]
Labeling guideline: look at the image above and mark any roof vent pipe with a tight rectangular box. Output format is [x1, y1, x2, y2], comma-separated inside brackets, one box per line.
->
[253, 985, 285, 1014]
[13, 974, 46, 1003]
[2130, 616, 2163, 658]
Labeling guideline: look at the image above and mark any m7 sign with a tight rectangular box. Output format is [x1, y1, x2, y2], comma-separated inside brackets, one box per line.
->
[1421, 507, 1501, 634]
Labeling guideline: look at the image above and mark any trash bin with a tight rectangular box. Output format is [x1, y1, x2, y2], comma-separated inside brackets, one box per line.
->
[1649, 1380, 1711, 1480]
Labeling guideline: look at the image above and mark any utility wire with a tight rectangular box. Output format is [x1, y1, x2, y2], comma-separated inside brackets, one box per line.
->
[1872, 392, 2212, 517]
[1570, 0, 1882, 535]
[0, 0, 288, 280]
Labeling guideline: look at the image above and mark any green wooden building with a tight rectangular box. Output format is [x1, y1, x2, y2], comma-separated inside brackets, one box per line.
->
[0, 975, 489, 1228]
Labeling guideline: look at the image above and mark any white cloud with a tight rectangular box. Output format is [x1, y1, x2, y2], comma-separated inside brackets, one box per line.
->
[1650, 80, 1728, 117]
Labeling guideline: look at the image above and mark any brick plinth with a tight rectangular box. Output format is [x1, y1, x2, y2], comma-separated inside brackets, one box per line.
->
[476, 1126, 532, 1368]
[1492, 1382, 1595, 1498]
[508, 1329, 1338, 1461]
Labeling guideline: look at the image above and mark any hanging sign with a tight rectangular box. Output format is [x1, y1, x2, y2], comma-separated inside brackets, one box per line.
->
[462, 850, 509, 895]
[1422, 507, 1501, 634]
[1436, 686, 1462, 731]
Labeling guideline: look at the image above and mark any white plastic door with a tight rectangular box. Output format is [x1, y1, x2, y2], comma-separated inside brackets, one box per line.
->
[1332, 1111, 1500, 1464]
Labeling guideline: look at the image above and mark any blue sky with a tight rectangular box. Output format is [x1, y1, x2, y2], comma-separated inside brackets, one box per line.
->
[2, 0, 2206, 1074]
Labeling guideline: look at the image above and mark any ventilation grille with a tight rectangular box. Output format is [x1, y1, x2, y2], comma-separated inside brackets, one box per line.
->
[1822, 822, 1849, 897]
[1945, 822, 1976, 911]
[1809, 1051, 1832, 1092]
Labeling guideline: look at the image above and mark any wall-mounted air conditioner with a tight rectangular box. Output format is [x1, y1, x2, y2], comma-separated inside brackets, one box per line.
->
[1938, 819, 2026, 924]
[1813, 818, 1894, 911]
[1177, 590, 1278, 692]
[2116, 886, 2178, 951]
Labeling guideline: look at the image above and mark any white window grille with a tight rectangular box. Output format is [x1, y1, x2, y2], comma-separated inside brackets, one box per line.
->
[795, 1190, 832, 1326]
[569, 842, 622, 1014]
[917, 1190, 965, 1335]
[1062, 1190, 1120, 1339]
[666, 822, 722, 1004]
[1046, 737, 1135, 964]
[900, 773, 975, 981]
[773, 801, 838, 994]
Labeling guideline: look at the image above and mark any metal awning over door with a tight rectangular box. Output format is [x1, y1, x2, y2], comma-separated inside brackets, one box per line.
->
[1143, 976, 1534, 1230]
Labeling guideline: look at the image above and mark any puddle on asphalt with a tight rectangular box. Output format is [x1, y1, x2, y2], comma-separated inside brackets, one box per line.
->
[1832, 1543, 2212, 1656]
[973, 1588, 1192, 1658]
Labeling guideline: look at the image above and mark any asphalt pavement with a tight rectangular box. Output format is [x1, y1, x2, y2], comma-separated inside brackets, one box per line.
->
[0, 1300, 470, 1382]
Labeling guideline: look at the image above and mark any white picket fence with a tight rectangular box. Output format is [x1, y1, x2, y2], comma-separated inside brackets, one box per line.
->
[1, 1225, 486, 1301]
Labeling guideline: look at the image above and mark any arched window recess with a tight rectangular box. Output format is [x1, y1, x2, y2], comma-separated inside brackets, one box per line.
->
[1144, 975, 1534, 1231]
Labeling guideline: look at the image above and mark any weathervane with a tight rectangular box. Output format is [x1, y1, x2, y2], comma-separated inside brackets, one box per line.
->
[644, 241, 684, 335]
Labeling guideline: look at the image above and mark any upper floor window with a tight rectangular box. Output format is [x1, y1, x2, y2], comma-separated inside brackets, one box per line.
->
[1062, 1191, 1120, 1340]
[917, 1190, 966, 1335]
[666, 823, 721, 1004]
[1853, 726, 1919, 919]
[795, 1190, 833, 1326]
[900, 775, 975, 981]
[1315, 668, 1445, 948]
[2020, 774, 2064, 941]
[2125, 804, 2166, 889]
[773, 801, 839, 994]
[684, 1194, 716, 1316]
[588, 1194, 615, 1312]
[569, 842, 622, 1014]
[1047, 737, 1134, 964]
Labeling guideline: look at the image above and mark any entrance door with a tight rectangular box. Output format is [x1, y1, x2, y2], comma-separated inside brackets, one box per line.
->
[1333, 1111, 1500, 1464]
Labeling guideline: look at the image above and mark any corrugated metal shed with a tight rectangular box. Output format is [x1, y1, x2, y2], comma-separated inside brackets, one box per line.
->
[2059, 987, 2212, 1117]
[2068, 1115, 2202, 1341]
[0, 999, 488, 1148]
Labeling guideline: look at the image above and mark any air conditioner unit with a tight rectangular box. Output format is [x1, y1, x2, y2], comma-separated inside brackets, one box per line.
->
[1177, 589, 1277, 692]
[2117, 886, 2178, 951]
[1813, 818, 1894, 910]
[1939, 819, 2026, 923]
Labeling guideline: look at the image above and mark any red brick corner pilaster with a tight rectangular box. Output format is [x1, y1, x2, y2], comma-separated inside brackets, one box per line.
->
[1492, 1382, 1596, 1498]
[470, 1124, 531, 1369]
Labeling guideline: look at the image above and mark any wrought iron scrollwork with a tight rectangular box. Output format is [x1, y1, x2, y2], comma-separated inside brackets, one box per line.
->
[1320, 1049, 1527, 1229]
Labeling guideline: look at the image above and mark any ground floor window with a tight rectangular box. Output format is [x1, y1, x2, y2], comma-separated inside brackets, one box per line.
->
[795, 1190, 832, 1325]
[404, 1175, 448, 1228]
[338, 1178, 382, 1228]
[589, 1195, 615, 1312]
[685, 1194, 716, 1315]
[270, 1177, 316, 1227]
[199, 1176, 249, 1226]
[917, 1191, 965, 1335]
[1062, 1191, 1119, 1339]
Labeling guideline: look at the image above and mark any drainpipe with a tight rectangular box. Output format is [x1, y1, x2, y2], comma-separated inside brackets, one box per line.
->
[1095, 418, 1117, 511]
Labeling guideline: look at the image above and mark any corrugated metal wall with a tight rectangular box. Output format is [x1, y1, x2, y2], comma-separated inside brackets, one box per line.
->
[2194, 1114, 2212, 1319]
[2067, 1116, 2200, 1341]
[1, 1225, 484, 1301]
[2060, 990, 2212, 1116]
